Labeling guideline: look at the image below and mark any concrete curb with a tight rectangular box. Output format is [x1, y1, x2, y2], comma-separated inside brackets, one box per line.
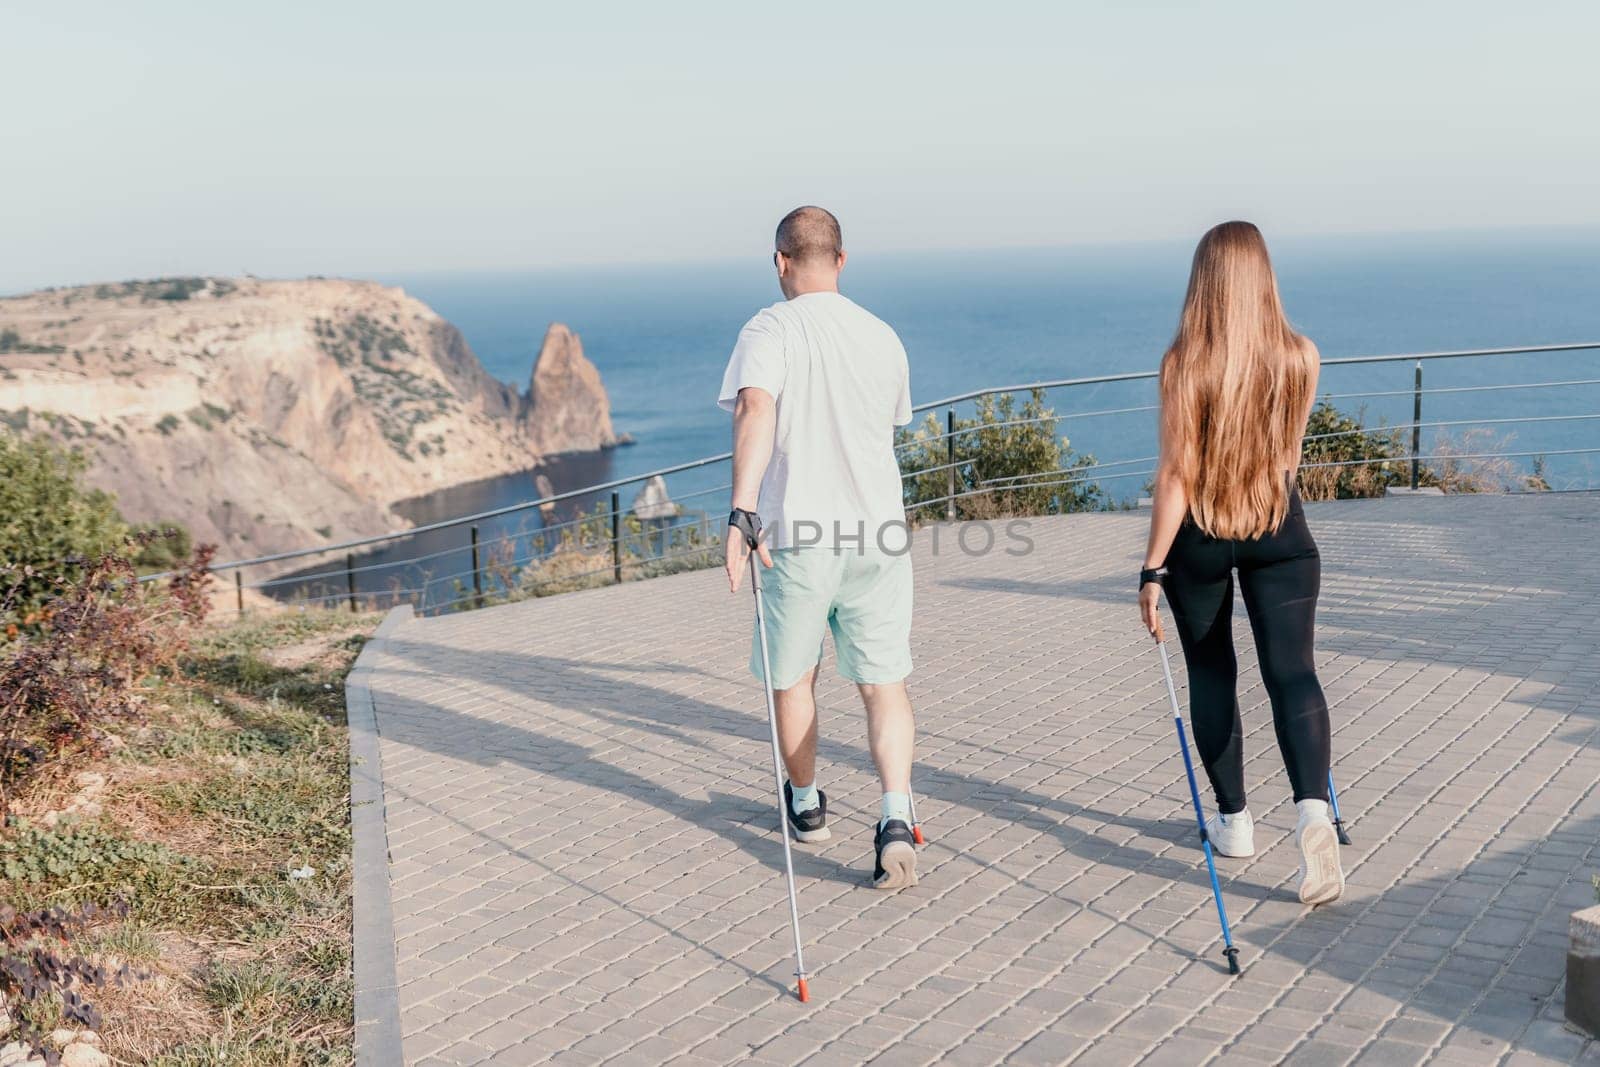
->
[348, 605, 414, 1067]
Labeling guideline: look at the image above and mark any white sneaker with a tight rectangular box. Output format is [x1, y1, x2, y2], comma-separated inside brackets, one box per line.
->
[1295, 800, 1344, 905]
[1203, 809, 1255, 858]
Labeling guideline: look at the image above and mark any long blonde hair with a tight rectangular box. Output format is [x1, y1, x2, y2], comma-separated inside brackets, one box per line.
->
[1160, 221, 1314, 540]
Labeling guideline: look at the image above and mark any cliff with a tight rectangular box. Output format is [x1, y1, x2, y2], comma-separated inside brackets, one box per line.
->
[0, 277, 618, 562]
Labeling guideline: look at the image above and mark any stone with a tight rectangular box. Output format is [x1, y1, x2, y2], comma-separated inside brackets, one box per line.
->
[1567, 904, 1600, 1038]
[535, 472, 558, 519]
[59, 1043, 109, 1067]
[631, 476, 678, 521]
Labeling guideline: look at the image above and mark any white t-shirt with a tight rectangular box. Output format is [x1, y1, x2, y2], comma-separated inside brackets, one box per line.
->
[718, 291, 913, 551]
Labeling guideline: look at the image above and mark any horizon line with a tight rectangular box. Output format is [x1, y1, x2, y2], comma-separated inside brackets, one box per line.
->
[6, 220, 1600, 299]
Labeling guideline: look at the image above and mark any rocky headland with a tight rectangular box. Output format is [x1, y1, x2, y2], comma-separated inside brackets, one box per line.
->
[0, 277, 619, 562]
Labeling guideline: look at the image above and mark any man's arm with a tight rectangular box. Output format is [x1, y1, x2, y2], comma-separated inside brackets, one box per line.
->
[726, 386, 776, 591]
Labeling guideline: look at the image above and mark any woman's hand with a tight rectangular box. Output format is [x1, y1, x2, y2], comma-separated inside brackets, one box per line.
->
[1140, 582, 1165, 642]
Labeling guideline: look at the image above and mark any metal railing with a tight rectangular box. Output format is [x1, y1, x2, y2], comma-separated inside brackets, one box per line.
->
[143, 340, 1600, 616]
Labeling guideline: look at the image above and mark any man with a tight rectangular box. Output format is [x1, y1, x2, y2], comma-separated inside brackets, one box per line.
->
[720, 205, 920, 890]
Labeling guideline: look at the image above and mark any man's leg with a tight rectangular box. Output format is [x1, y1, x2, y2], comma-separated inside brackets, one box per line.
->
[859, 678, 917, 888]
[859, 680, 913, 795]
[774, 666, 820, 788]
[748, 548, 834, 828]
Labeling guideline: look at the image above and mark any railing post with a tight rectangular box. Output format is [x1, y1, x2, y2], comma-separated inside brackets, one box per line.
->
[470, 524, 484, 609]
[1411, 361, 1423, 490]
[346, 552, 357, 613]
[945, 408, 956, 522]
[611, 490, 622, 584]
[234, 571, 243, 616]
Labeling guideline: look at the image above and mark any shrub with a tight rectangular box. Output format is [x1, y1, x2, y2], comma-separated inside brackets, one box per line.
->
[1, 900, 133, 1060]
[1423, 428, 1528, 493]
[1296, 401, 1410, 500]
[1296, 401, 1543, 498]
[0, 329, 65, 355]
[129, 523, 194, 574]
[898, 389, 1103, 520]
[433, 508, 723, 612]
[0, 543, 213, 820]
[0, 434, 126, 624]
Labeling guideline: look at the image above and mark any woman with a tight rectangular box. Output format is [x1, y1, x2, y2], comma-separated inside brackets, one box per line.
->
[1138, 220, 1342, 906]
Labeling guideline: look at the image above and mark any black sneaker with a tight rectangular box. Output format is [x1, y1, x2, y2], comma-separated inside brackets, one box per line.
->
[873, 819, 919, 890]
[783, 781, 831, 843]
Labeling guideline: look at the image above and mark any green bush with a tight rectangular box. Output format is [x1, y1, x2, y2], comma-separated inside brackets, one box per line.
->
[1296, 401, 1411, 500]
[0, 433, 127, 622]
[898, 389, 1103, 520]
[130, 522, 194, 573]
[0, 329, 65, 355]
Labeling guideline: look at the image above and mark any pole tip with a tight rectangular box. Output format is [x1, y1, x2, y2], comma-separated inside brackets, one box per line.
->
[1225, 947, 1241, 976]
[912, 825, 926, 845]
[1335, 822, 1352, 846]
[796, 977, 811, 1003]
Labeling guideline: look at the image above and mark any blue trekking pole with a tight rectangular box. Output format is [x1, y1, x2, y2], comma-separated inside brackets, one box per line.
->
[1155, 636, 1242, 976]
[1327, 772, 1352, 846]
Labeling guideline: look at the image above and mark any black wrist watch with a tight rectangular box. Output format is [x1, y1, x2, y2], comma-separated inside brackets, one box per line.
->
[1139, 566, 1168, 590]
[728, 507, 763, 548]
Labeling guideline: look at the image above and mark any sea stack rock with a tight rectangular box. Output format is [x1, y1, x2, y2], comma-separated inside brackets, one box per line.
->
[535, 472, 558, 520]
[523, 324, 617, 456]
[631, 475, 678, 520]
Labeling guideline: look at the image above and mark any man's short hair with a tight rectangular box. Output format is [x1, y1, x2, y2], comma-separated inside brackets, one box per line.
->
[775, 206, 842, 265]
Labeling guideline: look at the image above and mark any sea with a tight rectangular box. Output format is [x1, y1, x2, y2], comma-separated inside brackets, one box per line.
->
[276, 228, 1600, 608]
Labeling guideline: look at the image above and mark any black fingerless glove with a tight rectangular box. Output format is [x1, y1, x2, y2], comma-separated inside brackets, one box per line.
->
[728, 508, 763, 548]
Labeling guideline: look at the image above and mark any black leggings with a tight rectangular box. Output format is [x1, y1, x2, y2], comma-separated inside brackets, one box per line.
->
[1163, 491, 1330, 814]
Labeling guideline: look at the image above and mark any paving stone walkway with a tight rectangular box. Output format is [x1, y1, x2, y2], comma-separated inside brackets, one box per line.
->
[354, 494, 1600, 1066]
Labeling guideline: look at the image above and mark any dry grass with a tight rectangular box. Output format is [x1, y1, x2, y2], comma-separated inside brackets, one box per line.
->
[1296, 458, 1407, 501]
[1422, 428, 1524, 493]
[4, 608, 376, 1065]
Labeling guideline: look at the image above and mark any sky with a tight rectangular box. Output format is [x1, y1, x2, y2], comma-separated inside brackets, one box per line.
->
[4, 1, 1598, 293]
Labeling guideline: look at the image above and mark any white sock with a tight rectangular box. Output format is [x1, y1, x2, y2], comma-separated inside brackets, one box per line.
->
[790, 781, 819, 814]
[880, 791, 911, 829]
[1297, 799, 1330, 823]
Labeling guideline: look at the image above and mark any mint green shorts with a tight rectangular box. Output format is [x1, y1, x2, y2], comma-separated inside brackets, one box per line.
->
[751, 548, 914, 691]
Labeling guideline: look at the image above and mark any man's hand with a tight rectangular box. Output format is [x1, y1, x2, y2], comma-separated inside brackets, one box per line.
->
[1140, 582, 1165, 642]
[726, 523, 773, 592]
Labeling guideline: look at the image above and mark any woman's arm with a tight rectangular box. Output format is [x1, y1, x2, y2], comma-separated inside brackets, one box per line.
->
[1290, 338, 1321, 475]
[1139, 404, 1188, 640]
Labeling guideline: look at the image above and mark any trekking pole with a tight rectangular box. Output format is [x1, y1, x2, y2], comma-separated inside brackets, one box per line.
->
[748, 543, 811, 1003]
[907, 787, 926, 845]
[1155, 634, 1242, 976]
[1327, 772, 1352, 846]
